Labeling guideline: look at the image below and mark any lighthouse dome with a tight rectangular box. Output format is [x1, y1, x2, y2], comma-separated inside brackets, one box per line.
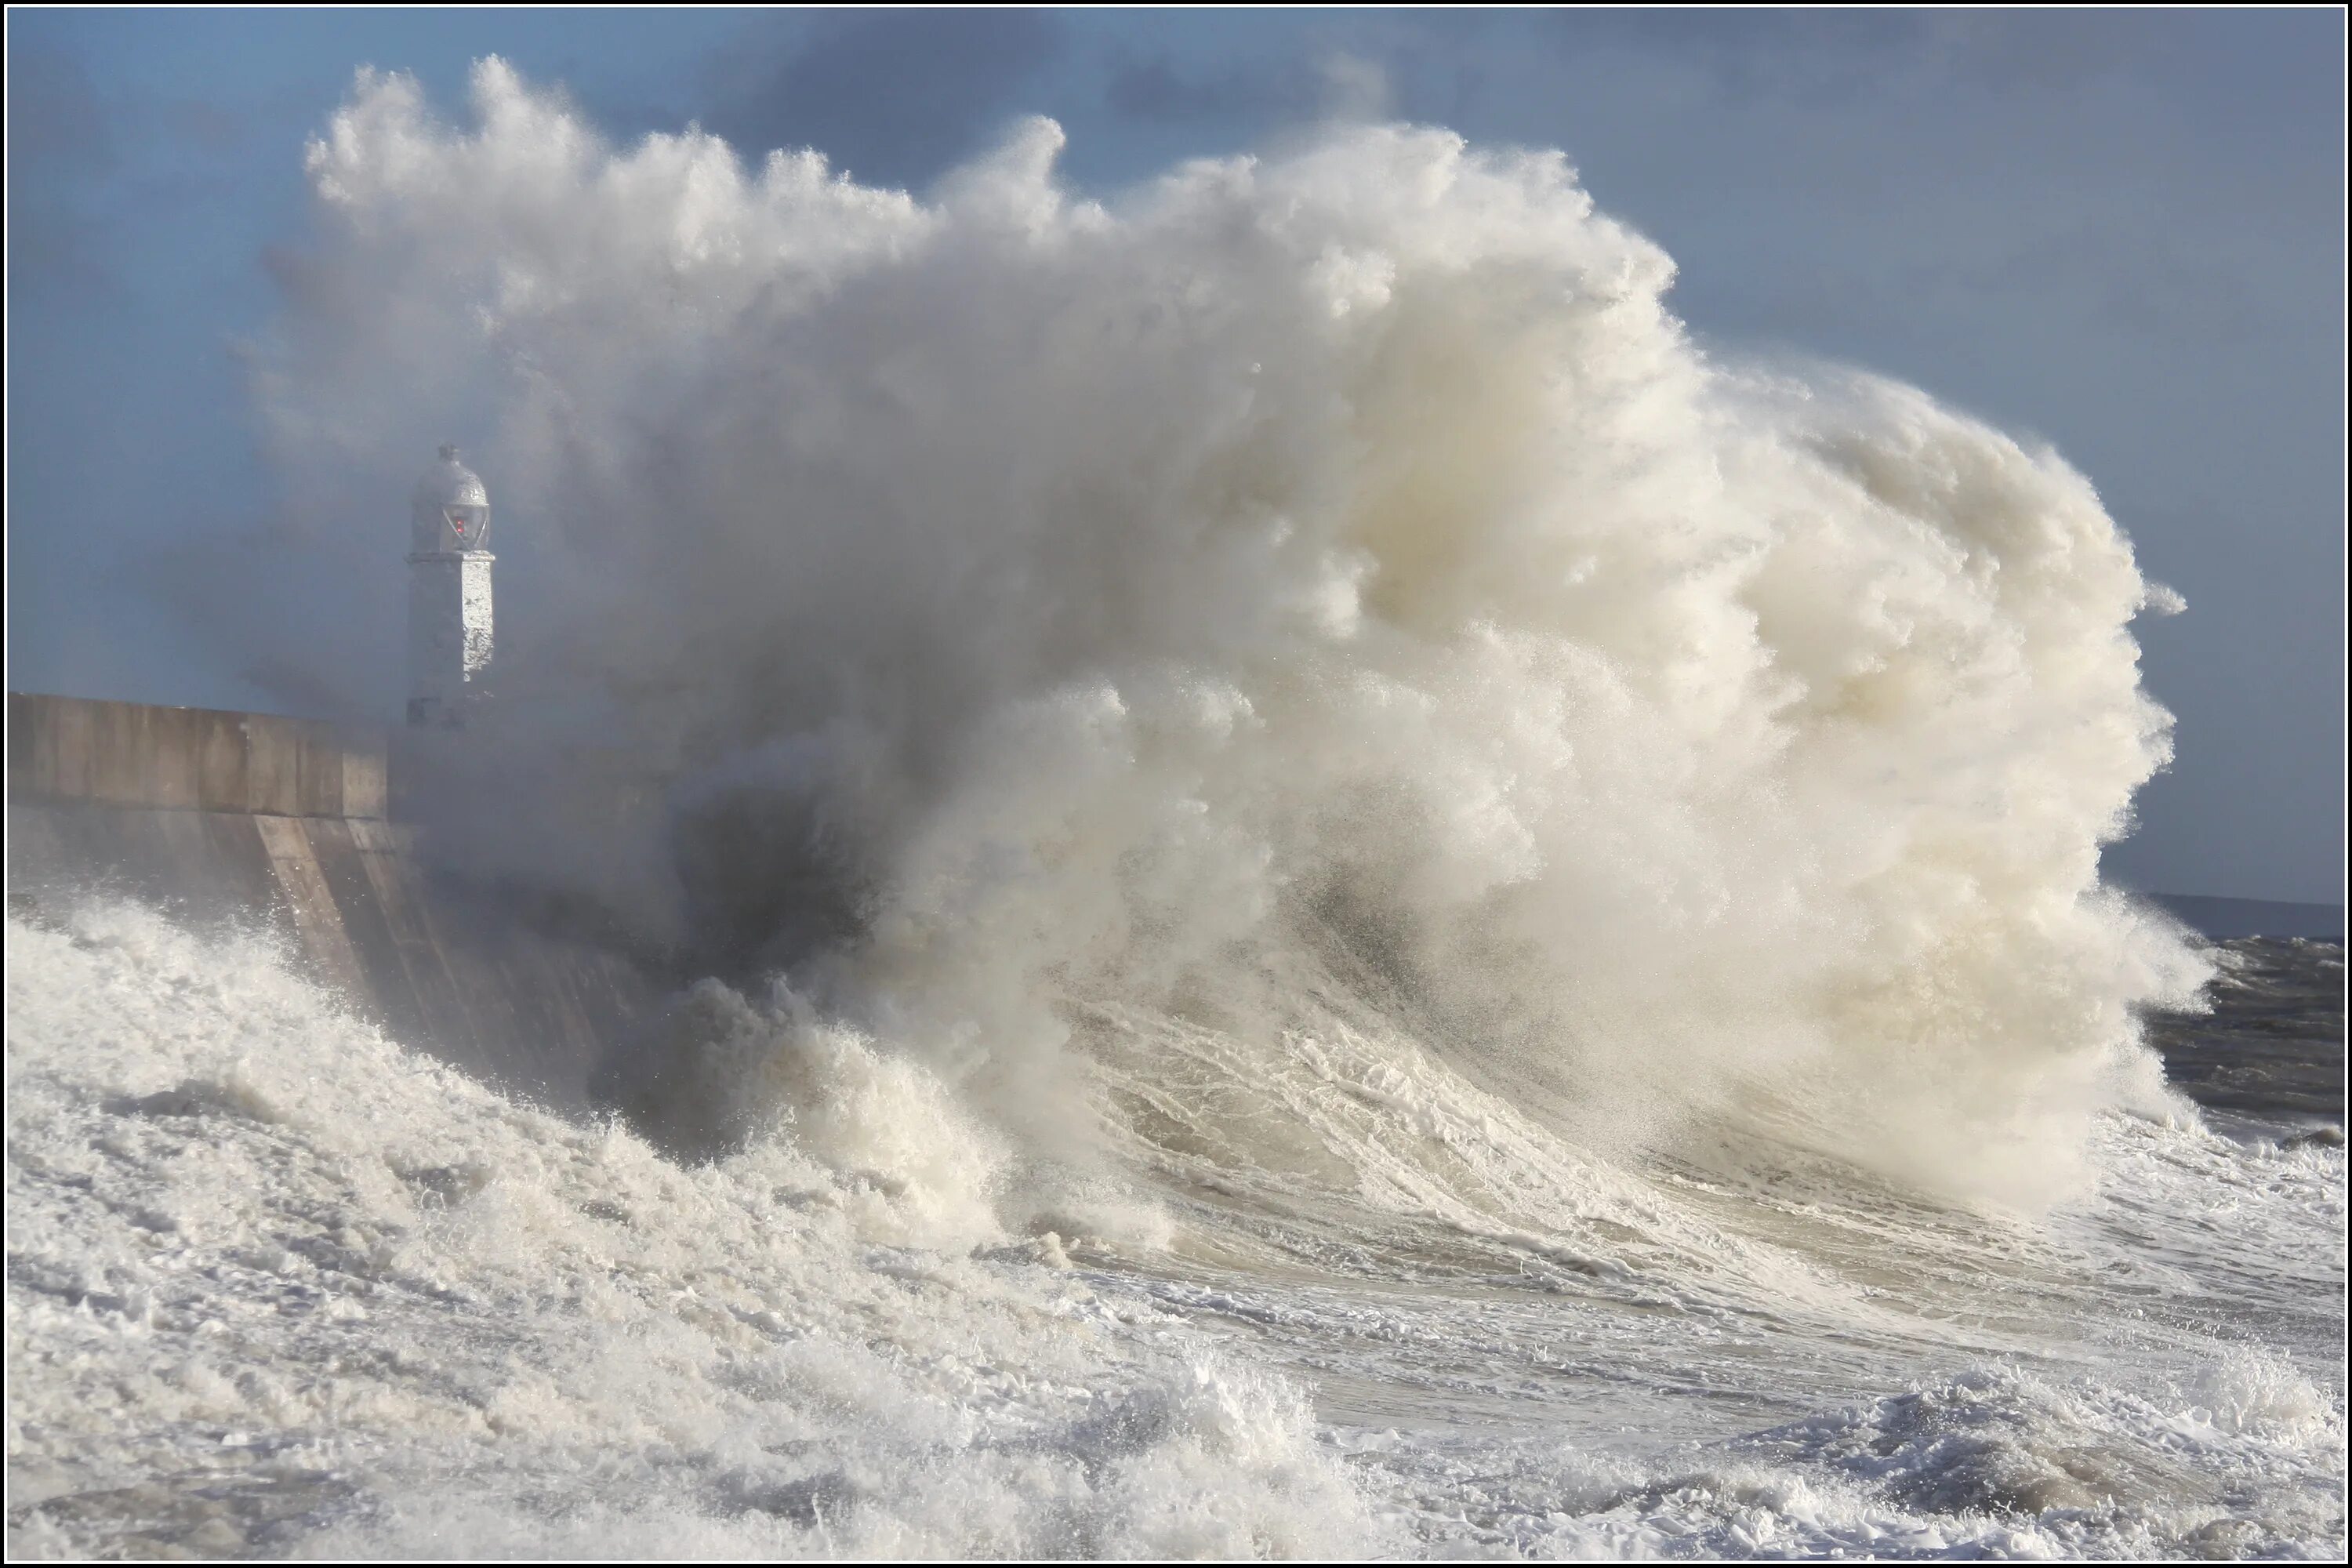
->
[412, 444, 492, 553]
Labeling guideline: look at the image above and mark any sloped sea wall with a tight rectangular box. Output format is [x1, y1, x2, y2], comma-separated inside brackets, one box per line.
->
[6, 692, 660, 1107]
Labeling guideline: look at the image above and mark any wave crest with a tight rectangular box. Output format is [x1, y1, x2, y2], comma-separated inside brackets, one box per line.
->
[252, 60, 2209, 1204]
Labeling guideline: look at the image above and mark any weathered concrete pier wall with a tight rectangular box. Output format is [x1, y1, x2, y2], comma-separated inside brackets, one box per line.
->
[7, 692, 660, 1107]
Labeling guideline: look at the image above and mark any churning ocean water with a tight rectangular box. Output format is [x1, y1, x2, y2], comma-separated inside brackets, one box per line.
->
[4, 902, 2343, 1559]
[6, 60, 2347, 1559]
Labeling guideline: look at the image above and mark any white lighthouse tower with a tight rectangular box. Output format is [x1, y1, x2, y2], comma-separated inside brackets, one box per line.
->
[407, 445, 495, 728]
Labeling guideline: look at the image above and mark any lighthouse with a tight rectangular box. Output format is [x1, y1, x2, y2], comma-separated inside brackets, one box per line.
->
[407, 445, 494, 728]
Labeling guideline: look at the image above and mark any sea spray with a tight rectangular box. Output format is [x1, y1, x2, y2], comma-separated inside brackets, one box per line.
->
[3, 898, 1392, 1558]
[9, 902, 2336, 1559]
[244, 58, 2209, 1207]
[10, 56, 2340, 1563]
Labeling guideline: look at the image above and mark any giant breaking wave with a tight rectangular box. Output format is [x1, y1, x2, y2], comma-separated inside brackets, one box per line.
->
[248, 59, 2208, 1214]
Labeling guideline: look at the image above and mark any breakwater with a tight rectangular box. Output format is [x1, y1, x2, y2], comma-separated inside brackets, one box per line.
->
[6, 691, 659, 1106]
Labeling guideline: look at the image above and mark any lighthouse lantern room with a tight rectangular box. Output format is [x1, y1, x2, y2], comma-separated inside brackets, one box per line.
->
[407, 444, 495, 727]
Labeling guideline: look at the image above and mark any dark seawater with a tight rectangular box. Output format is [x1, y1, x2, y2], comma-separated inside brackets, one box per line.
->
[2152, 895, 2344, 943]
[2145, 937, 2348, 1131]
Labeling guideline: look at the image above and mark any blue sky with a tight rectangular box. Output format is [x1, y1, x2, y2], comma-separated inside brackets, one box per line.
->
[6, 8, 2344, 903]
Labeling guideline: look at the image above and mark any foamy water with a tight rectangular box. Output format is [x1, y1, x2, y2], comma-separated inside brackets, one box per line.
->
[7, 897, 2341, 1558]
[6, 900, 1388, 1558]
[7, 59, 2345, 1558]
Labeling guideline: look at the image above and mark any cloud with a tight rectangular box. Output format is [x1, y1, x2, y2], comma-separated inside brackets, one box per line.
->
[162, 98, 249, 153]
[6, 43, 123, 300]
[1099, 44, 1393, 139]
[1316, 53, 1392, 122]
[1102, 53, 1277, 125]
[6, 42, 114, 169]
[699, 9, 1065, 190]
[1522, 9, 2178, 107]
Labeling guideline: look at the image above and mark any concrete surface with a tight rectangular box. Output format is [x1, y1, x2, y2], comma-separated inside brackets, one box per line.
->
[7, 692, 662, 1108]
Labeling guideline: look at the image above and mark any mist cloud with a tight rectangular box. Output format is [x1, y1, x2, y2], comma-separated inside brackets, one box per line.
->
[249, 60, 2206, 1203]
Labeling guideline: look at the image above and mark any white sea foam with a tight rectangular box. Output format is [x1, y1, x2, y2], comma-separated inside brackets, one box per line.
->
[8, 898, 2340, 1558]
[11, 60, 2340, 1559]
[245, 60, 2209, 1213]
[4, 899, 1388, 1559]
